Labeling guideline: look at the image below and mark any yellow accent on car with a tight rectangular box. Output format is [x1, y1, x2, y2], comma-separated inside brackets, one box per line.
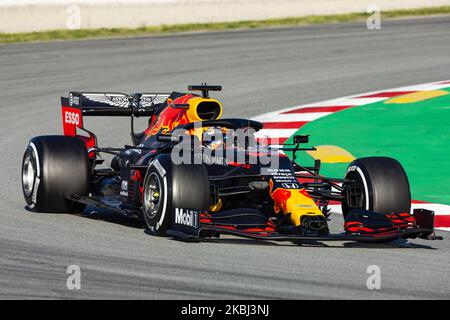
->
[185, 97, 223, 121]
[306, 145, 355, 163]
[384, 90, 449, 104]
[209, 197, 222, 212]
[286, 189, 324, 227]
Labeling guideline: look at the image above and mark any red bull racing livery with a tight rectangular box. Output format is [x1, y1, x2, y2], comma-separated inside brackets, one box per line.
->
[21, 84, 441, 244]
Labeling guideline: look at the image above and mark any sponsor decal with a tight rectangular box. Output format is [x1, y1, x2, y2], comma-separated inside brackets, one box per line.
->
[281, 182, 300, 189]
[69, 93, 80, 107]
[270, 186, 292, 214]
[139, 94, 170, 108]
[120, 180, 128, 197]
[194, 153, 228, 166]
[125, 148, 141, 156]
[64, 110, 80, 126]
[295, 204, 315, 208]
[174, 208, 199, 228]
[110, 96, 128, 105]
[29, 143, 41, 208]
[78, 93, 129, 108]
[153, 159, 166, 177]
[266, 168, 299, 188]
[62, 106, 83, 136]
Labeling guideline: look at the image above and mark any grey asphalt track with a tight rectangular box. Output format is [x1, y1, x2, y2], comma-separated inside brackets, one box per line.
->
[1, 16, 450, 299]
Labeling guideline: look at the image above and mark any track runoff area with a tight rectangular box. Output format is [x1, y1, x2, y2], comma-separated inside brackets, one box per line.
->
[253, 80, 450, 231]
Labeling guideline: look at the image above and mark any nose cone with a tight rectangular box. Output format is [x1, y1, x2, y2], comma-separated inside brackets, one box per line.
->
[301, 215, 329, 232]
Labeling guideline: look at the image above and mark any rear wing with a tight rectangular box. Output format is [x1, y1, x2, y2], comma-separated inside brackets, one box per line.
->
[61, 92, 170, 135]
[61, 92, 170, 156]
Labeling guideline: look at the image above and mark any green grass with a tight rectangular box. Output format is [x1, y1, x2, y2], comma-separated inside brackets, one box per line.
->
[1, 6, 450, 44]
[285, 88, 450, 204]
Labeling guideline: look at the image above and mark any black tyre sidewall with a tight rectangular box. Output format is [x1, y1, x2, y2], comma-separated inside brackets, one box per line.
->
[22, 136, 90, 213]
[22, 145, 39, 208]
[143, 154, 209, 235]
[342, 156, 411, 217]
[143, 156, 173, 235]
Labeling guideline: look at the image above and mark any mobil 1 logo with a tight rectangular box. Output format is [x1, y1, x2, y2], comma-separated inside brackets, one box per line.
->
[173, 208, 200, 235]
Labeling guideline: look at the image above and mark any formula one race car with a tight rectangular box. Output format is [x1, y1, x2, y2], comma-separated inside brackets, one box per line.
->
[21, 84, 440, 243]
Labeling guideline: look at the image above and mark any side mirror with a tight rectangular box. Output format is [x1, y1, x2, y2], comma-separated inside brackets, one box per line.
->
[293, 135, 309, 144]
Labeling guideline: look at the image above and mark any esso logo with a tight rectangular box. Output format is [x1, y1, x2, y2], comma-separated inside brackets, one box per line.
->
[65, 111, 80, 126]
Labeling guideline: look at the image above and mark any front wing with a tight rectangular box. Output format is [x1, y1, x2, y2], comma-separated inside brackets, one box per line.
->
[167, 208, 437, 243]
[167, 226, 434, 243]
[68, 194, 438, 243]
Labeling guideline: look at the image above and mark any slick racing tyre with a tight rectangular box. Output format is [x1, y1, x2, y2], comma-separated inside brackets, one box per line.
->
[22, 135, 90, 213]
[143, 154, 209, 235]
[342, 157, 411, 217]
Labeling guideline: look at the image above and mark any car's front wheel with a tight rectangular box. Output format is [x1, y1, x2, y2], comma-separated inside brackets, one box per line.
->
[143, 154, 209, 235]
[341, 156, 411, 217]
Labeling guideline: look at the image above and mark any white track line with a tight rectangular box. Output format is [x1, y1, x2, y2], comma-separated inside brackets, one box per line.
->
[256, 128, 299, 138]
[254, 112, 331, 123]
[253, 80, 450, 118]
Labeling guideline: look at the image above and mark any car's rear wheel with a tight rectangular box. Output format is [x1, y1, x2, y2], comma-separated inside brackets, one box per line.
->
[143, 154, 209, 235]
[22, 135, 90, 213]
[341, 157, 411, 217]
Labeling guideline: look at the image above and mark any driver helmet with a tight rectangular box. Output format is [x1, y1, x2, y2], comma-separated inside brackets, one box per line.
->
[201, 126, 232, 150]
